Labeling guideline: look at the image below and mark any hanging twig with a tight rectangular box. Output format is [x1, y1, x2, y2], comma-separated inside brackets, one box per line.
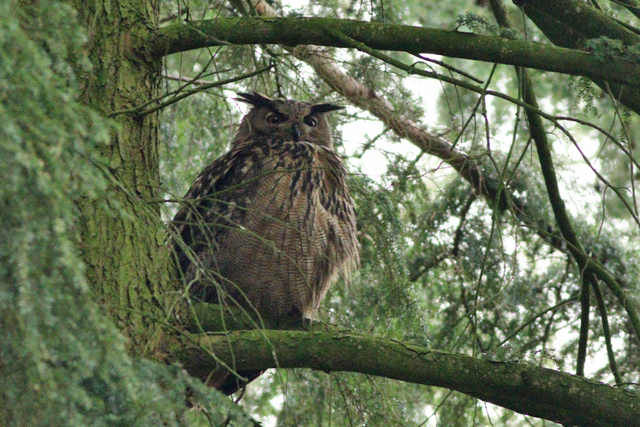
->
[489, 0, 594, 377]
[496, 296, 578, 349]
[591, 278, 623, 385]
[412, 53, 484, 84]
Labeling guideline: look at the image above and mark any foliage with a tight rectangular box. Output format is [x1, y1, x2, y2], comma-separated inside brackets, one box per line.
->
[0, 2, 251, 426]
[456, 12, 520, 39]
[585, 36, 640, 64]
[6, 0, 640, 425]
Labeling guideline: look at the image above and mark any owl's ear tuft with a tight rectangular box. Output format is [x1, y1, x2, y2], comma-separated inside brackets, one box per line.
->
[311, 103, 345, 114]
[236, 92, 276, 109]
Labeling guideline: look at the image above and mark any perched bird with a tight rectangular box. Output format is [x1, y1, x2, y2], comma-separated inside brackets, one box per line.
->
[170, 92, 359, 393]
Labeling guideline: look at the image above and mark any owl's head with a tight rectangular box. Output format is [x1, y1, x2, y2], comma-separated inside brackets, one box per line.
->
[232, 92, 344, 149]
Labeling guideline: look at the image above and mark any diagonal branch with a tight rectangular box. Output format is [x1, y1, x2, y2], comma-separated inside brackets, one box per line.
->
[614, 0, 640, 20]
[490, 0, 635, 371]
[108, 65, 273, 117]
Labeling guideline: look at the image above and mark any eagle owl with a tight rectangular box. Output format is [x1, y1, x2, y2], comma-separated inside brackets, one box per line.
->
[171, 90, 359, 326]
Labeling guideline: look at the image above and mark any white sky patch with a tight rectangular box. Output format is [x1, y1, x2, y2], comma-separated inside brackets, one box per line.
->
[340, 71, 444, 181]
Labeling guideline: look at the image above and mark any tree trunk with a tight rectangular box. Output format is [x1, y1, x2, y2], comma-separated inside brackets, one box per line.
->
[72, 0, 173, 355]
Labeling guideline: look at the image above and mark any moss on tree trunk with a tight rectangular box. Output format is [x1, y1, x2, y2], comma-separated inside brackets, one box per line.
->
[72, 0, 174, 356]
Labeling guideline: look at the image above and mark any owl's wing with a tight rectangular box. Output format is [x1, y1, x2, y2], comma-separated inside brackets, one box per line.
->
[169, 141, 267, 290]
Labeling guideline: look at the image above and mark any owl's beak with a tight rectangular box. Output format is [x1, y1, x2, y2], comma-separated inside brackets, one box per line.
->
[291, 123, 301, 142]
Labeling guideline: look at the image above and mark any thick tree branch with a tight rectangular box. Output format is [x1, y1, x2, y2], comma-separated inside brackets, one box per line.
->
[150, 17, 640, 89]
[522, 0, 640, 114]
[176, 328, 640, 427]
[523, 0, 640, 45]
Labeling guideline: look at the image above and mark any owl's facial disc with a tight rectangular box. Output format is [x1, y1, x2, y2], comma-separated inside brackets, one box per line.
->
[264, 110, 313, 142]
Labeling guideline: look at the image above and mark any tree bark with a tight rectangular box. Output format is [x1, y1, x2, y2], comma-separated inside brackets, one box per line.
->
[72, 0, 175, 355]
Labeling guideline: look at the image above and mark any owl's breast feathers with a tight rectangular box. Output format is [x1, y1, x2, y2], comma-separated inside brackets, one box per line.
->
[170, 137, 359, 318]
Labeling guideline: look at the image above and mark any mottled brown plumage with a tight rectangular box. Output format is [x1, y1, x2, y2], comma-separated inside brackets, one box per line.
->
[170, 92, 359, 393]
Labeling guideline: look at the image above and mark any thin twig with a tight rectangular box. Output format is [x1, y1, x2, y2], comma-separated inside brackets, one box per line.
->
[159, 7, 189, 24]
[108, 65, 273, 118]
[489, 0, 590, 376]
[412, 53, 484, 84]
[162, 69, 234, 85]
[496, 296, 578, 348]
[577, 273, 591, 377]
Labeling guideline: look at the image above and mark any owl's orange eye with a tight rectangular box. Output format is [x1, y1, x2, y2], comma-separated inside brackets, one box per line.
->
[304, 116, 317, 127]
[266, 113, 285, 124]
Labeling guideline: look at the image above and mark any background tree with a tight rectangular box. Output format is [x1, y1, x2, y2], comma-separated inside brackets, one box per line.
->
[3, 0, 640, 426]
